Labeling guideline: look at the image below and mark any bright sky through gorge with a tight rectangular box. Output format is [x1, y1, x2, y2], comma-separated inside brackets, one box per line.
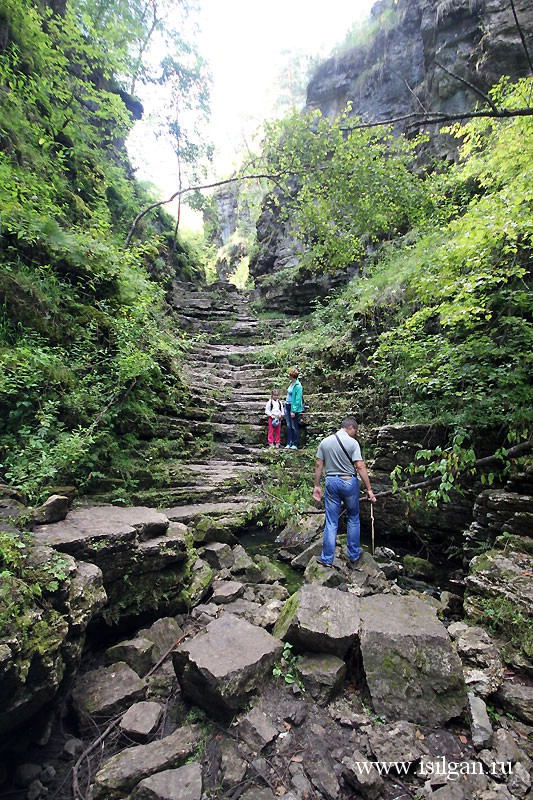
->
[127, 0, 376, 226]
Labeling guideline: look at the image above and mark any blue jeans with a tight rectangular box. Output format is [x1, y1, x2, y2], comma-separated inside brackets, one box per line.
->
[320, 476, 361, 564]
[284, 403, 300, 446]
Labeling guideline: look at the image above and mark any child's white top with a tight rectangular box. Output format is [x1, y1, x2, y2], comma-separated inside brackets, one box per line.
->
[265, 398, 284, 418]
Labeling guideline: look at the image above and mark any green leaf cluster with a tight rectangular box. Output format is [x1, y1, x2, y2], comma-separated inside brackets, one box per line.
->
[273, 642, 306, 691]
[261, 108, 430, 275]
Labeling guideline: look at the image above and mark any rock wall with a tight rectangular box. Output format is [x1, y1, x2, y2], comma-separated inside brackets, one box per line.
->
[249, 0, 533, 311]
[306, 0, 532, 146]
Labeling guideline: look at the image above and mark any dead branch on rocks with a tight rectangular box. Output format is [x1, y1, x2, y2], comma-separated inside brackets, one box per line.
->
[71, 632, 189, 799]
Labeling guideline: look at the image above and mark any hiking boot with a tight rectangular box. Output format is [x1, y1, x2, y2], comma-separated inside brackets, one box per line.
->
[315, 556, 336, 569]
[347, 555, 363, 570]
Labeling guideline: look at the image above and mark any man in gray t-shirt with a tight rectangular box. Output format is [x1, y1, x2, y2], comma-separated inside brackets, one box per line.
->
[313, 417, 376, 567]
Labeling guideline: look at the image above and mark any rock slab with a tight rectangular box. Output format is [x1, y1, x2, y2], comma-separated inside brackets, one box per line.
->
[172, 614, 282, 718]
[273, 584, 360, 657]
[91, 725, 201, 800]
[359, 594, 466, 726]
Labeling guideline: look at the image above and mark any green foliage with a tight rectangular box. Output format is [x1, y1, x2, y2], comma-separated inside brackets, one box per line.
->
[369, 79, 533, 428]
[254, 449, 317, 528]
[468, 595, 533, 660]
[273, 642, 306, 691]
[0, 0, 204, 501]
[261, 108, 431, 275]
[391, 427, 479, 508]
[257, 78, 533, 439]
[0, 528, 71, 675]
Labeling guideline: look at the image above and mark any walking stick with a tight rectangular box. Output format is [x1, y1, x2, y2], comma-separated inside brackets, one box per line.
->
[370, 502, 375, 556]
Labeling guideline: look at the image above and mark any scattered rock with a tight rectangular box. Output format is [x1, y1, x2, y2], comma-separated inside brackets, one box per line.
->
[130, 762, 202, 800]
[218, 736, 247, 788]
[172, 614, 282, 719]
[120, 701, 163, 740]
[298, 653, 346, 704]
[368, 720, 427, 764]
[186, 558, 214, 606]
[467, 692, 493, 750]
[254, 555, 287, 583]
[90, 724, 201, 800]
[199, 541, 234, 570]
[105, 637, 155, 677]
[403, 555, 437, 580]
[211, 580, 245, 604]
[237, 707, 279, 752]
[275, 514, 323, 552]
[273, 584, 360, 657]
[31, 494, 70, 525]
[138, 617, 185, 665]
[343, 749, 384, 799]
[455, 626, 503, 697]
[306, 753, 341, 799]
[192, 515, 237, 545]
[72, 662, 146, 729]
[494, 680, 533, 725]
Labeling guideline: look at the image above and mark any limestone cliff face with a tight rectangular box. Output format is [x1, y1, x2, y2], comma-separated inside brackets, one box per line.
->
[306, 0, 532, 142]
[248, 0, 533, 312]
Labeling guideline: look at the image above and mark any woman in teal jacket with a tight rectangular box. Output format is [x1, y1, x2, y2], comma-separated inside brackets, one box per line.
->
[284, 367, 303, 449]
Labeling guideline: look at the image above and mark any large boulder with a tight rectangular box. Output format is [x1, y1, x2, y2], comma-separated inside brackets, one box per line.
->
[359, 594, 466, 726]
[172, 614, 282, 719]
[273, 584, 361, 657]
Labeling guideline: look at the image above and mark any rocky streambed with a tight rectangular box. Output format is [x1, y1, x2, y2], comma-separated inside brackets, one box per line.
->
[0, 494, 532, 800]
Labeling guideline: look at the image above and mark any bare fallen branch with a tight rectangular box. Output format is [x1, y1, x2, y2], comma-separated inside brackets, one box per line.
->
[124, 172, 283, 249]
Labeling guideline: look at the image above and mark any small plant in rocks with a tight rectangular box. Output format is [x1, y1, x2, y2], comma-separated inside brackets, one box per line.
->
[273, 642, 306, 692]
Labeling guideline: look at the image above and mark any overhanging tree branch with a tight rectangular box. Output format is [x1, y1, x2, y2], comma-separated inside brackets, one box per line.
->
[372, 440, 532, 499]
[124, 172, 284, 248]
[340, 105, 533, 133]
[434, 59, 499, 112]
[126, 98, 533, 249]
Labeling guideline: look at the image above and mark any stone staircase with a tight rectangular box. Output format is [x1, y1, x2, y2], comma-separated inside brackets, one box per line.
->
[132, 282, 294, 520]
[121, 280, 373, 522]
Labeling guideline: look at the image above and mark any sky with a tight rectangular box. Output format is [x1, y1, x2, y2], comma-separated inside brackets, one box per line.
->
[127, 0, 376, 226]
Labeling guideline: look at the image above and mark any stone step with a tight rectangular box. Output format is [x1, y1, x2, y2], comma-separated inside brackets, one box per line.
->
[162, 498, 261, 524]
[153, 484, 251, 505]
[168, 460, 264, 480]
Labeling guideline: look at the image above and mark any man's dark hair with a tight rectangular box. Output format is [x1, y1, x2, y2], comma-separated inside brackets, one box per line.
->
[341, 417, 358, 430]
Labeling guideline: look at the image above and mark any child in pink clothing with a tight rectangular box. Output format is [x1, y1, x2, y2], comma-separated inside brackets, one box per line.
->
[265, 389, 283, 448]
